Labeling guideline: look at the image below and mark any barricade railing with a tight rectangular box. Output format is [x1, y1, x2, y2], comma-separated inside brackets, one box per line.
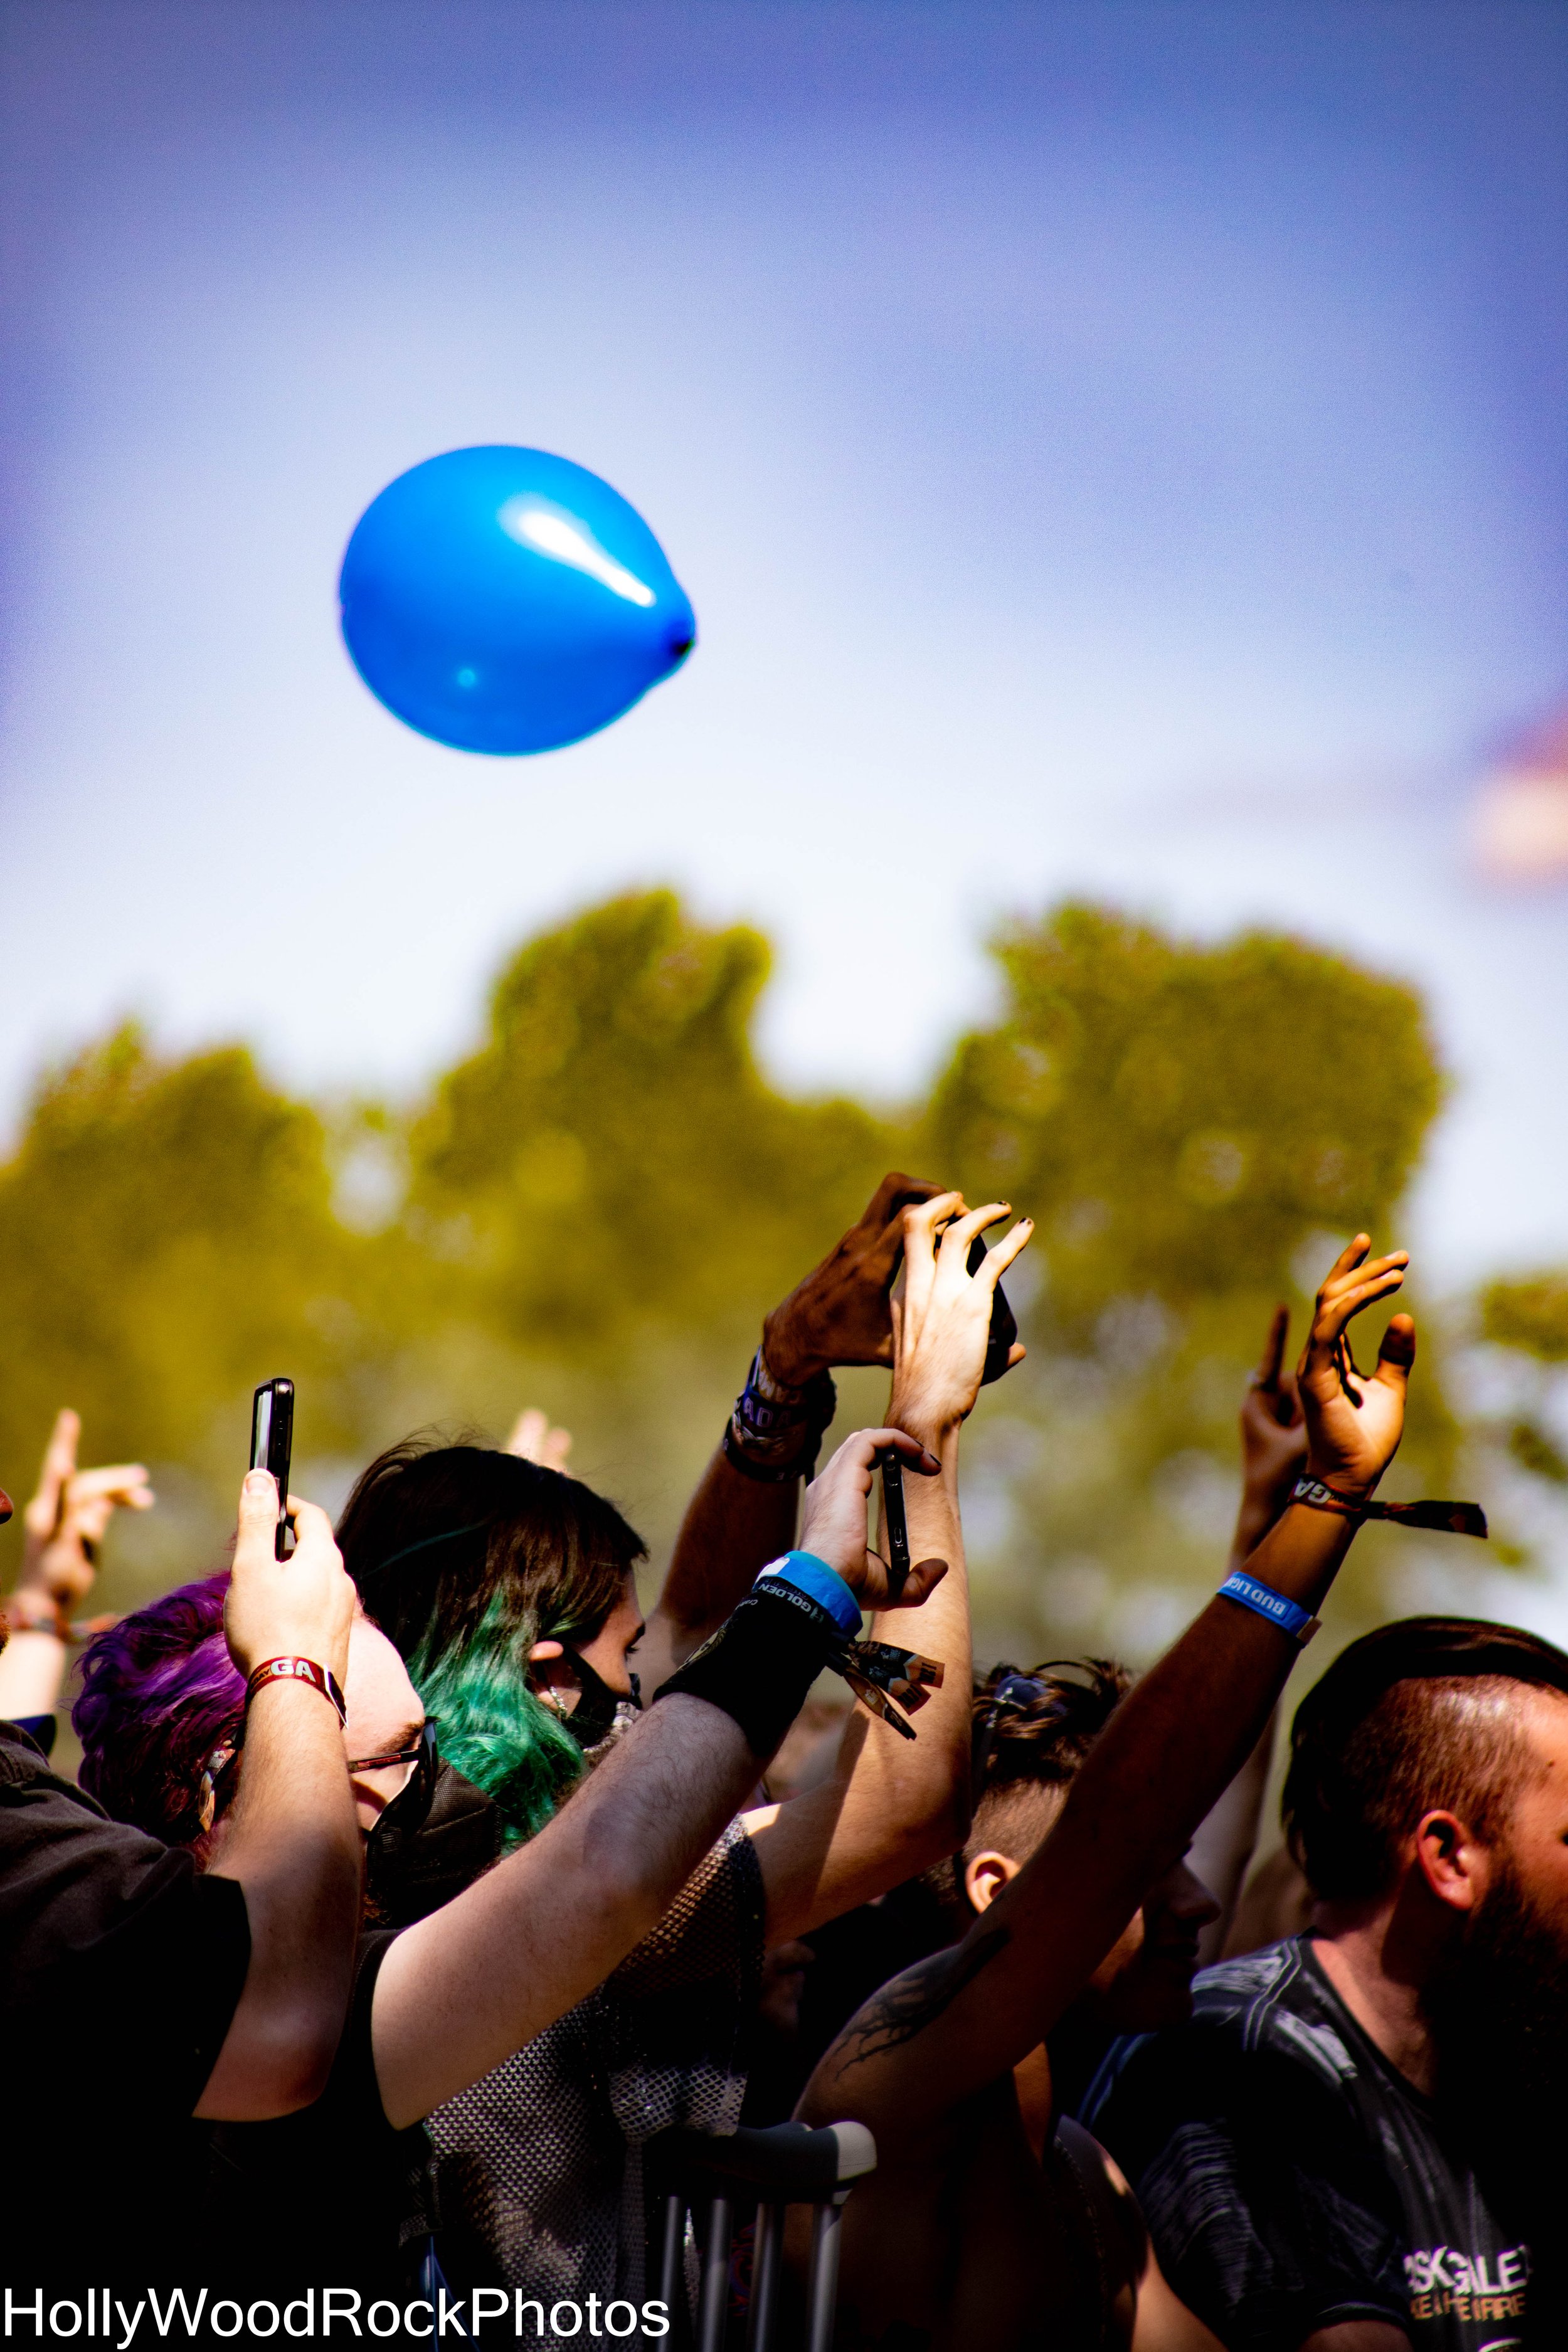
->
[644, 2119, 877, 2352]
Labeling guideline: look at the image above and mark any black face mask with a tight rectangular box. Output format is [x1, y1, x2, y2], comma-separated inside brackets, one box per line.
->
[554, 1648, 639, 1752]
[363, 1725, 503, 1928]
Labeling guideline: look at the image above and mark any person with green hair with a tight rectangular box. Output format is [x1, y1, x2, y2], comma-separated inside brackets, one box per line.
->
[344, 1432, 647, 1855]
[338, 1175, 1030, 2333]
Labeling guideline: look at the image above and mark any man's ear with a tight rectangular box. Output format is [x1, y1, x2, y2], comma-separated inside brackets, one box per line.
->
[1412, 1809, 1490, 1914]
[963, 1848, 1021, 1915]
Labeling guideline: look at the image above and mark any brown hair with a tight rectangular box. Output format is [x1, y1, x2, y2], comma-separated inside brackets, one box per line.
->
[936, 1658, 1131, 1915]
[337, 1438, 647, 1846]
[339, 1436, 644, 1667]
[1282, 1616, 1568, 1901]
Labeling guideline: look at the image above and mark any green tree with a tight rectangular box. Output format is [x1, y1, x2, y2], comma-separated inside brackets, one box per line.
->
[0, 1025, 390, 1607]
[923, 905, 1456, 1656]
[0, 892, 1485, 1671]
[1476, 1273, 1568, 1490]
[408, 889, 898, 1355]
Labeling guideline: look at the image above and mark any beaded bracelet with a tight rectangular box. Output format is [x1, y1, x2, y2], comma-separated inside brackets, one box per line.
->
[723, 1349, 838, 1484]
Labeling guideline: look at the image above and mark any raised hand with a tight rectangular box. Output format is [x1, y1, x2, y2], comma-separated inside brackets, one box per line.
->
[505, 1407, 574, 1472]
[761, 1172, 948, 1386]
[1242, 1306, 1308, 1499]
[800, 1427, 946, 1612]
[1296, 1237, 1414, 1498]
[223, 1475, 356, 1687]
[889, 1194, 1034, 1443]
[14, 1409, 152, 1625]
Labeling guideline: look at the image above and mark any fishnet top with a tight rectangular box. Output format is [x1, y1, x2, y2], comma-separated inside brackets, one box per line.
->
[428, 1820, 765, 2335]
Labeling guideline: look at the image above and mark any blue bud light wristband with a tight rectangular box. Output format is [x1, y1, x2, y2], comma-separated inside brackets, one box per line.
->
[1217, 1570, 1320, 1647]
[757, 1551, 863, 1638]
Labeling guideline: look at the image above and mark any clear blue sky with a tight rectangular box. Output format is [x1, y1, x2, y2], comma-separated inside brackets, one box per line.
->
[2, 0, 1564, 1283]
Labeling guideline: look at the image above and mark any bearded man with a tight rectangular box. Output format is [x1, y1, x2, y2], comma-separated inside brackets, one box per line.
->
[1086, 1615, 1568, 2352]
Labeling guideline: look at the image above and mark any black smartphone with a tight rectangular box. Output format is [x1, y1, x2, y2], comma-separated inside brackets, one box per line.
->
[250, 1377, 295, 1560]
[879, 1448, 912, 1601]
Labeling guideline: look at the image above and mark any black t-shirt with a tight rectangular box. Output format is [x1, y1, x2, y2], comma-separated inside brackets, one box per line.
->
[202, 1931, 435, 2297]
[1084, 1936, 1528, 2352]
[0, 1718, 252, 2289]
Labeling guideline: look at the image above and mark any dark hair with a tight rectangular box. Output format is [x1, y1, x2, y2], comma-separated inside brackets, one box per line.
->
[936, 1658, 1131, 1915]
[339, 1439, 647, 1846]
[1282, 1616, 1568, 1902]
[74, 1574, 240, 1844]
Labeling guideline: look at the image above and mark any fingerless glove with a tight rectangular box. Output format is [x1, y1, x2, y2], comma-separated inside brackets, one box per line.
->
[652, 1575, 845, 1758]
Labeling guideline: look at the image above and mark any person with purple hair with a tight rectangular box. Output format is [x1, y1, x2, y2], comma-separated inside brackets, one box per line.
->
[2, 1465, 363, 2290]
[70, 1402, 960, 2304]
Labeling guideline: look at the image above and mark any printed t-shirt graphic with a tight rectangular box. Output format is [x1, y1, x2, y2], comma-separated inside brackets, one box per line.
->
[1084, 1936, 1527, 2352]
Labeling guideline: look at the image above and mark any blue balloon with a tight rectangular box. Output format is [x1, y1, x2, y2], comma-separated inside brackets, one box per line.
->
[339, 446, 696, 755]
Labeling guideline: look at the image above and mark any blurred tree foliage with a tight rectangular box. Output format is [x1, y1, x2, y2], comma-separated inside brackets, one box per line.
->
[408, 891, 894, 1353]
[1475, 1273, 1568, 1492]
[924, 904, 1456, 1656]
[1480, 1274, 1568, 1364]
[0, 1026, 373, 1463]
[0, 888, 1503, 1665]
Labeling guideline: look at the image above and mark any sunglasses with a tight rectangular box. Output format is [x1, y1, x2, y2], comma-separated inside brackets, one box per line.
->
[348, 1739, 426, 1774]
[358, 1719, 440, 1820]
[198, 1719, 440, 1836]
[970, 1660, 1119, 1789]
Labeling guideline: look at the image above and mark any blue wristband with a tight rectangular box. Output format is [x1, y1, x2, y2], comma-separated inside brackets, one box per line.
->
[1217, 1570, 1320, 1647]
[757, 1550, 863, 1638]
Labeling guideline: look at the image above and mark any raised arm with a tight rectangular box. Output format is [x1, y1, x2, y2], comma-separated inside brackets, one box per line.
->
[0, 1409, 152, 1721]
[636, 1172, 945, 1692]
[195, 1474, 362, 2119]
[745, 1194, 1034, 1939]
[1189, 1306, 1310, 1957]
[1226, 1303, 1308, 1574]
[369, 1421, 948, 2127]
[803, 1237, 1414, 2145]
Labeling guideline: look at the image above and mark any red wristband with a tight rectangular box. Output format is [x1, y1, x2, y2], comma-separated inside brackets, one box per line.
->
[245, 1656, 347, 1723]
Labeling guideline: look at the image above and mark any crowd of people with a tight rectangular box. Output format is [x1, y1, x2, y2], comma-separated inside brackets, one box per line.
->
[1, 1171, 1560, 2351]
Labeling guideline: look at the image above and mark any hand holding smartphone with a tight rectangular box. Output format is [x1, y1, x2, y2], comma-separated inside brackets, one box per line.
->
[967, 1231, 1019, 1385]
[878, 1447, 913, 1600]
[250, 1377, 295, 1561]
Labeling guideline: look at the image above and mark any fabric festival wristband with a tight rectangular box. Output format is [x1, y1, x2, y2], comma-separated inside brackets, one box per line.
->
[652, 1585, 840, 1757]
[1217, 1572, 1320, 1648]
[756, 1550, 863, 1638]
[245, 1656, 347, 1723]
[1289, 1477, 1488, 1541]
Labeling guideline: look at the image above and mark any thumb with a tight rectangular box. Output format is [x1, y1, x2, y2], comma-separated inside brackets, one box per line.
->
[1372, 1313, 1416, 1392]
[235, 1466, 281, 1556]
[885, 1555, 948, 1610]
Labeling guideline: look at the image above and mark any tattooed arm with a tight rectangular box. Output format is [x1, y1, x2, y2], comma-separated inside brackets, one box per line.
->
[801, 1238, 1416, 2147]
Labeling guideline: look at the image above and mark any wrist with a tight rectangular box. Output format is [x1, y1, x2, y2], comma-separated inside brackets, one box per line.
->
[756, 1550, 862, 1634]
[245, 1655, 348, 1722]
[1303, 1461, 1379, 1502]
[726, 1347, 837, 1483]
[759, 1316, 825, 1391]
[3, 1590, 66, 1638]
[227, 1633, 351, 1685]
[887, 1397, 961, 1451]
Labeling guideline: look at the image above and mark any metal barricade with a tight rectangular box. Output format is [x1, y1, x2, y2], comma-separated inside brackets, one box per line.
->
[645, 2119, 877, 2352]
